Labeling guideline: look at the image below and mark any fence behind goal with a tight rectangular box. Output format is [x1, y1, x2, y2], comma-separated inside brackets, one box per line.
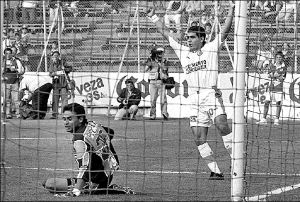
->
[1, 1, 300, 201]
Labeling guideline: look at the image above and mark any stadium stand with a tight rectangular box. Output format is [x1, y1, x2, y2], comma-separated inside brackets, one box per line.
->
[3, 1, 299, 73]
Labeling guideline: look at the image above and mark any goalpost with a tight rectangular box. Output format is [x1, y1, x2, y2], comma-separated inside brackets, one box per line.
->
[232, 1, 247, 201]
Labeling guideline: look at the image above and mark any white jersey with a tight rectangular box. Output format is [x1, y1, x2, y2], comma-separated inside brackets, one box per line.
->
[169, 35, 222, 94]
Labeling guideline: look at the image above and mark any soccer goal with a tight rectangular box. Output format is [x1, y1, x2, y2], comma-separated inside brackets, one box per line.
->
[1, 0, 300, 201]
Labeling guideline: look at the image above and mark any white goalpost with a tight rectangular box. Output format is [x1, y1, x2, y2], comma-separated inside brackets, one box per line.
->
[232, 1, 247, 201]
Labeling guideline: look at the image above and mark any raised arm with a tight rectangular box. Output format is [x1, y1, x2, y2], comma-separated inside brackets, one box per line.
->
[147, 8, 172, 41]
[220, 2, 235, 42]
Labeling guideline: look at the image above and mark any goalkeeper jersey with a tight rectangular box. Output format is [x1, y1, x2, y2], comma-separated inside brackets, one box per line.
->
[72, 124, 119, 187]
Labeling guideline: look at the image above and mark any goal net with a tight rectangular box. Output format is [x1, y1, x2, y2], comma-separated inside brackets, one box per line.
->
[1, 0, 300, 201]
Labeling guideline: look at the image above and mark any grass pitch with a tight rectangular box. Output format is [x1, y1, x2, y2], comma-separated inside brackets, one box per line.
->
[1, 114, 300, 201]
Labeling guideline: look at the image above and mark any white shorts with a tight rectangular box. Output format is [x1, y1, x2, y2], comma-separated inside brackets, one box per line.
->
[189, 89, 226, 127]
[265, 91, 284, 103]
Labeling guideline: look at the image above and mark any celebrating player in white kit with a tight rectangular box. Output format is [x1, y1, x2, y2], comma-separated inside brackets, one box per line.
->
[147, 2, 235, 179]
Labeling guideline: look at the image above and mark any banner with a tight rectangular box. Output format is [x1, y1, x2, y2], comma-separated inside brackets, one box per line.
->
[20, 72, 300, 120]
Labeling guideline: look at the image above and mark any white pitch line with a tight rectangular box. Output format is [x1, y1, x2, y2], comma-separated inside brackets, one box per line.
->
[246, 183, 300, 201]
[2, 137, 300, 143]
[2, 166, 203, 175]
[0, 137, 192, 142]
[2, 166, 300, 177]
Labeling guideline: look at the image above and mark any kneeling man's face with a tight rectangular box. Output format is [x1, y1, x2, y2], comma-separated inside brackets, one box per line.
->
[62, 111, 81, 133]
[126, 83, 134, 91]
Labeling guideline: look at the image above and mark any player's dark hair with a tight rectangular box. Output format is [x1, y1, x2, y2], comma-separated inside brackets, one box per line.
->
[125, 79, 134, 85]
[191, 21, 198, 26]
[4, 47, 12, 54]
[150, 47, 164, 61]
[51, 50, 60, 56]
[187, 26, 206, 45]
[275, 51, 284, 58]
[204, 22, 212, 28]
[63, 103, 88, 124]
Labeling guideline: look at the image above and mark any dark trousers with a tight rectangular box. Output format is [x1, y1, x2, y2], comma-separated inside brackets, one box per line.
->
[31, 83, 53, 119]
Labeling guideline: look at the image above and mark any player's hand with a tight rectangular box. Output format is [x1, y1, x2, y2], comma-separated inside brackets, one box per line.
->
[147, 8, 155, 18]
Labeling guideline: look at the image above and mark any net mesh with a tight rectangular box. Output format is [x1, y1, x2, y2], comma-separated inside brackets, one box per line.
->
[1, 0, 300, 201]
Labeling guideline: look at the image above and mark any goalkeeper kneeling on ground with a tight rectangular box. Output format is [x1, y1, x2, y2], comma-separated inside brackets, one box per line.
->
[42, 103, 135, 196]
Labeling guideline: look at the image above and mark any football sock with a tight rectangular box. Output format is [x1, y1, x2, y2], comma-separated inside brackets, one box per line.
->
[198, 143, 221, 174]
[222, 133, 233, 158]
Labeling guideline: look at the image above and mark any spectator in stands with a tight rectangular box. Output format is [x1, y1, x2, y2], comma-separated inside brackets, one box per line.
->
[10, 46, 18, 58]
[115, 23, 124, 37]
[20, 25, 30, 71]
[114, 79, 141, 121]
[186, 1, 205, 26]
[48, 51, 72, 119]
[8, 28, 16, 39]
[204, 22, 214, 42]
[200, 9, 213, 27]
[13, 32, 28, 69]
[164, 1, 187, 34]
[50, 40, 59, 55]
[48, 0, 60, 28]
[65, 0, 79, 17]
[257, 51, 287, 126]
[107, 0, 124, 14]
[21, 0, 38, 24]
[281, 42, 294, 69]
[256, 35, 273, 73]
[2, 29, 14, 54]
[190, 21, 199, 27]
[19, 75, 53, 120]
[153, 1, 167, 10]
[248, 0, 266, 10]
[2, 47, 25, 119]
[145, 46, 169, 120]
[262, 1, 282, 23]
[276, 0, 299, 24]
[5, 0, 21, 24]
[21, 25, 30, 45]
